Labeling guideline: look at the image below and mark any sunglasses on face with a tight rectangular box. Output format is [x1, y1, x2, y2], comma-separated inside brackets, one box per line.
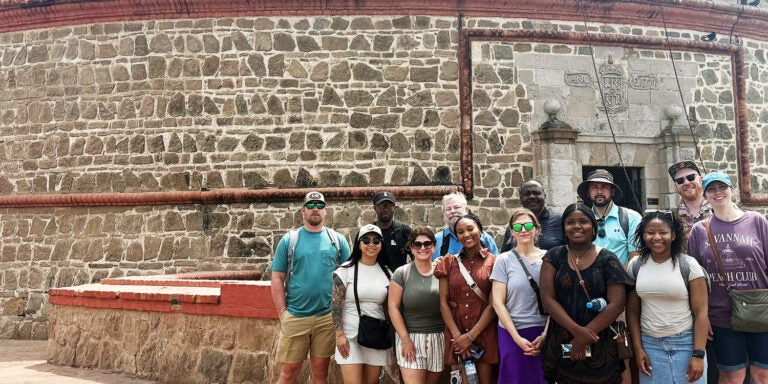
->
[511, 222, 535, 232]
[596, 218, 606, 238]
[360, 237, 382, 245]
[411, 241, 434, 249]
[304, 202, 326, 209]
[674, 174, 697, 185]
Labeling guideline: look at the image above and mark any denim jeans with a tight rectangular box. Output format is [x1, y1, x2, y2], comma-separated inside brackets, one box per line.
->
[639, 329, 706, 384]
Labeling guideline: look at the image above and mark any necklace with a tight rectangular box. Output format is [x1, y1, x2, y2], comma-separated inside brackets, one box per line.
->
[568, 246, 591, 267]
[594, 201, 613, 221]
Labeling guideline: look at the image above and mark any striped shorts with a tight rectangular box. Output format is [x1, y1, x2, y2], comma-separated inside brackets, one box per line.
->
[395, 331, 445, 372]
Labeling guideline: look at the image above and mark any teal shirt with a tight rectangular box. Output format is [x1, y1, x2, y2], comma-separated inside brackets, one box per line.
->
[592, 204, 641, 266]
[271, 227, 351, 317]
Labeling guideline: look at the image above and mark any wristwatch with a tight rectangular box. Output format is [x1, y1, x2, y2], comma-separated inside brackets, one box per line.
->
[692, 349, 705, 359]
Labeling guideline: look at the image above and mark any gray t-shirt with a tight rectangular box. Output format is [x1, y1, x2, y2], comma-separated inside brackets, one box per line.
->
[391, 263, 445, 333]
[490, 250, 548, 330]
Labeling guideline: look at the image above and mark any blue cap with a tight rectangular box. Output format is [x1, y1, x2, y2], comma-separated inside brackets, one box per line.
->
[702, 171, 732, 191]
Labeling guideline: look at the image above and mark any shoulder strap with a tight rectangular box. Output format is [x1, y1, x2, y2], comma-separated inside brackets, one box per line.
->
[324, 227, 342, 266]
[679, 256, 690, 286]
[283, 229, 300, 289]
[618, 206, 629, 238]
[511, 250, 546, 315]
[353, 261, 363, 316]
[629, 256, 642, 280]
[569, 247, 592, 300]
[440, 231, 450, 256]
[455, 253, 488, 303]
[706, 219, 731, 291]
[353, 260, 391, 317]
[403, 263, 412, 285]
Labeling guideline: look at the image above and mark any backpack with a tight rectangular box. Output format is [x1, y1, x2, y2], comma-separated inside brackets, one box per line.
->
[283, 227, 342, 290]
[617, 206, 629, 238]
[629, 254, 712, 294]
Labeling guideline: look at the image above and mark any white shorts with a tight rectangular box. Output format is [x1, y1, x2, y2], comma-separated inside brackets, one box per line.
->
[395, 332, 444, 372]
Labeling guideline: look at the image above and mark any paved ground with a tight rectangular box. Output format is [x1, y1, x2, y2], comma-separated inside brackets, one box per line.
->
[0, 340, 155, 384]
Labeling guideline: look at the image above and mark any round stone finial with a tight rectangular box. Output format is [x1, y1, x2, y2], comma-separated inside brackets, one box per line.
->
[664, 105, 683, 121]
[543, 99, 562, 116]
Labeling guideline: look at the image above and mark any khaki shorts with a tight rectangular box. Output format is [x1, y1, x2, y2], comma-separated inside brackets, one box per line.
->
[277, 311, 335, 363]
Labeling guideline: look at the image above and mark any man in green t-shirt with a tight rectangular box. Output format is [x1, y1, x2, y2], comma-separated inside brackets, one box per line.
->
[270, 191, 351, 384]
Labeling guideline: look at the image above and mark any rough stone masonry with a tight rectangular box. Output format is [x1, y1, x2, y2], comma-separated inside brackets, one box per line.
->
[2, 5, 768, 340]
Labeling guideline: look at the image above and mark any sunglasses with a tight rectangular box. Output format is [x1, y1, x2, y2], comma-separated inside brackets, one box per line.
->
[674, 174, 697, 185]
[596, 218, 606, 238]
[411, 241, 434, 249]
[304, 202, 326, 209]
[360, 237, 382, 245]
[645, 209, 674, 223]
[511, 222, 535, 232]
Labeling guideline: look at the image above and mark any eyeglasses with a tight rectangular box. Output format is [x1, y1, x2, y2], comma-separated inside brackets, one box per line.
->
[411, 241, 434, 249]
[596, 218, 606, 238]
[304, 202, 326, 209]
[511, 222, 535, 232]
[674, 174, 697, 185]
[360, 237, 382, 245]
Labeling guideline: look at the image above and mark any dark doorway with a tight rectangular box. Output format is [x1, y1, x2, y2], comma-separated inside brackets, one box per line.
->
[582, 166, 644, 213]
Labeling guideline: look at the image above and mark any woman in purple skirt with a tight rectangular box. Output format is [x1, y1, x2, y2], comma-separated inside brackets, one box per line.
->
[490, 208, 548, 384]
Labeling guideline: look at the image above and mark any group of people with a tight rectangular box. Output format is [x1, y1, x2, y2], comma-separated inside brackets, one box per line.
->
[269, 161, 768, 384]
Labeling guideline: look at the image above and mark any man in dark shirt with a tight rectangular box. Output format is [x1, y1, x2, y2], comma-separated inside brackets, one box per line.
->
[500, 180, 565, 252]
[372, 191, 412, 270]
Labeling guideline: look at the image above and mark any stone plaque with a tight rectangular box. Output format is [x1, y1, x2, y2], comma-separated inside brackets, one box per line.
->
[629, 72, 660, 90]
[598, 56, 628, 114]
[565, 71, 593, 87]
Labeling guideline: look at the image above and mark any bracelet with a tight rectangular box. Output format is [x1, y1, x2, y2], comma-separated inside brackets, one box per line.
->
[466, 330, 476, 342]
[336, 333, 345, 339]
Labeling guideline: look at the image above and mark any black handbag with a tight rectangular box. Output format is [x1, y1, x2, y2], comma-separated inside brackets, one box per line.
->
[353, 261, 392, 350]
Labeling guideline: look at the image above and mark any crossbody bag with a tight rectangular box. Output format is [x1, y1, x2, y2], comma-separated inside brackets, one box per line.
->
[705, 219, 768, 333]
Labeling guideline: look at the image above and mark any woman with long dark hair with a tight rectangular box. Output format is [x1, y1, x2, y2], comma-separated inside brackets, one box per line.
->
[332, 224, 392, 384]
[388, 227, 445, 384]
[626, 210, 708, 384]
[434, 213, 499, 384]
[540, 203, 631, 384]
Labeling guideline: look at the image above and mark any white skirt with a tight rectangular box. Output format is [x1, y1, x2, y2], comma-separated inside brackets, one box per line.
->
[335, 335, 392, 366]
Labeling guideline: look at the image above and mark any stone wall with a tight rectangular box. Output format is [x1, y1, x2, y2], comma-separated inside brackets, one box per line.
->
[50, 305, 282, 383]
[3, 6, 768, 339]
[49, 304, 406, 384]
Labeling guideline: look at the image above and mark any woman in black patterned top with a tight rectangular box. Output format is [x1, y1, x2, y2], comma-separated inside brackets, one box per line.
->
[539, 203, 632, 384]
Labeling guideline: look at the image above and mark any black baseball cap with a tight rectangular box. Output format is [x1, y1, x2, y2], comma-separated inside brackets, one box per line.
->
[373, 191, 396, 205]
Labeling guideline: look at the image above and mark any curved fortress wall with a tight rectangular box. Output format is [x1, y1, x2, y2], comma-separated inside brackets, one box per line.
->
[1, 0, 768, 339]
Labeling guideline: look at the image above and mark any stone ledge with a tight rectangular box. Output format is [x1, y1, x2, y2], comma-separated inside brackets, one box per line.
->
[49, 273, 278, 319]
